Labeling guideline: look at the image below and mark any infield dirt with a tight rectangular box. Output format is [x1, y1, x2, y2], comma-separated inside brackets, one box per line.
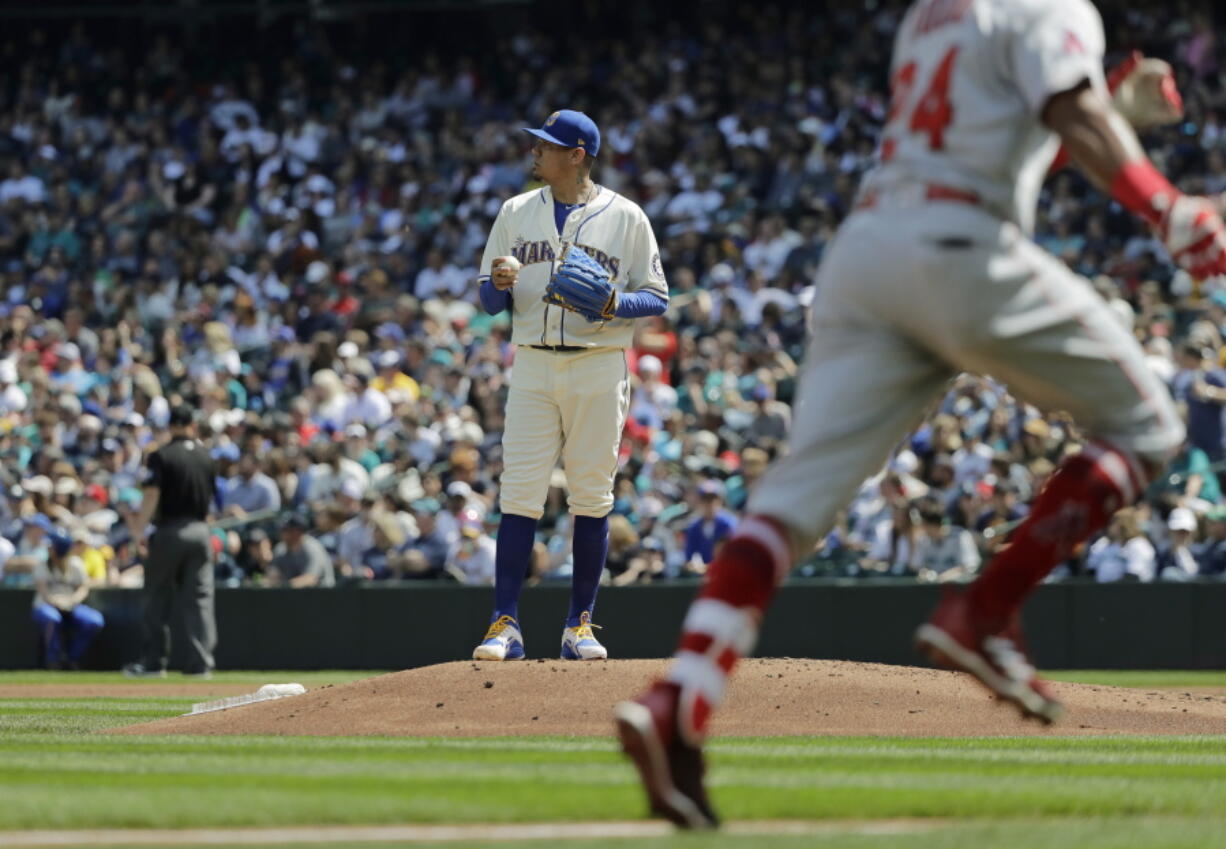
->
[108, 658, 1226, 737]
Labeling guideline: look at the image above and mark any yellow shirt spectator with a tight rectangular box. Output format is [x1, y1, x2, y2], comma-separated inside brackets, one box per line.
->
[371, 351, 420, 401]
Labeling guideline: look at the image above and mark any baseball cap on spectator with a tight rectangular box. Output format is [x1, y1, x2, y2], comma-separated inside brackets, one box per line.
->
[24, 513, 54, 532]
[638, 355, 662, 376]
[376, 349, 400, 369]
[54, 476, 81, 497]
[751, 383, 770, 402]
[305, 260, 330, 284]
[889, 449, 919, 476]
[339, 478, 364, 500]
[274, 325, 296, 343]
[22, 476, 53, 496]
[708, 263, 736, 286]
[446, 480, 472, 499]
[411, 497, 441, 514]
[84, 510, 117, 534]
[697, 479, 725, 499]
[78, 414, 102, 433]
[123, 411, 146, 428]
[375, 322, 405, 343]
[1022, 419, 1051, 438]
[58, 394, 82, 417]
[1168, 508, 1198, 532]
[211, 442, 240, 462]
[101, 438, 122, 454]
[56, 342, 80, 361]
[344, 423, 367, 439]
[338, 341, 359, 359]
[83, 483, 108, 506]
[522, 109, 601, 158]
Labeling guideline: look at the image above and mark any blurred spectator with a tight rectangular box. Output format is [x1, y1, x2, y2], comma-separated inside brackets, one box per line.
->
[31, 532, 104, 669]
[1157, 508, 1200, 580]
[0, 4, 1222, 588]
[683, 480, 737, 570]
[910, 497, 981, 583]
[267, 513, 335, 588]
[1085, 508, 1157, 583]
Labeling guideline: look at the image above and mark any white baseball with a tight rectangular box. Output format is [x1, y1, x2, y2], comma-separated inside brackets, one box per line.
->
[495, 256, 521, 271]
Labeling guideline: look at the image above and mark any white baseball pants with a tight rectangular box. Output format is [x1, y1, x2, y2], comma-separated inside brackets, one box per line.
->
[749, 200, 1184, 554]
[500, 346, 630, 520]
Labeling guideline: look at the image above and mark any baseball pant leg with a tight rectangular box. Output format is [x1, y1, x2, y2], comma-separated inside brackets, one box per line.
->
[559, 348, 630, 518]
[178, 521, 217, 673]
[907, 211, 1184, 467]
[748, 327, 954, 555]
[748, 215, 956, 554]
[139, 527, 178, 672]
[500, 348, 564, 520]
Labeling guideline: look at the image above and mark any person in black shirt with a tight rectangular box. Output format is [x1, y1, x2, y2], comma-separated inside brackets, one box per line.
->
[123, 404, 218, 678]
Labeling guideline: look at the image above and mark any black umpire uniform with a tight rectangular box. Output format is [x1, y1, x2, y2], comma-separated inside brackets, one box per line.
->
[131, 404, 218, 675]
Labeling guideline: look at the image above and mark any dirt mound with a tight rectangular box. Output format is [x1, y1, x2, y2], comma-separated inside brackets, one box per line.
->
[110, 658, 1226, 738]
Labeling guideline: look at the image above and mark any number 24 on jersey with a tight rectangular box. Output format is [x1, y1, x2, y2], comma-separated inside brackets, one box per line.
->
[881, 46, 958, 162]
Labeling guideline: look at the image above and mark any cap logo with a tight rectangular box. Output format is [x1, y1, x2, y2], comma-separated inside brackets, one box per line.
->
[577, 137, 585, 146]
[545, 111, 560, 127]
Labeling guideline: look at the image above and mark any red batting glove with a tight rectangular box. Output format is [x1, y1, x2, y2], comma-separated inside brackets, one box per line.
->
[1112, 160, 1226, 278]
[1161, 195, 1226, 278]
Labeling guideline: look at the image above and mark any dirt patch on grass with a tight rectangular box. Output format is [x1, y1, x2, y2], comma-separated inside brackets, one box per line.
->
[107, 658, 1226, 738]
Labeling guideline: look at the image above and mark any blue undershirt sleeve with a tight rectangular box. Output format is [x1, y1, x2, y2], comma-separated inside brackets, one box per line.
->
[478, 277, 512, 315]
[614, 289, 667, 319]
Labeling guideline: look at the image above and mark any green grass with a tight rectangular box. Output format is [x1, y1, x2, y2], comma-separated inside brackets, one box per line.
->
[0, 671, 1224, 847]
[0, 669, 376, 686]
[1045, 670, 1226, 688]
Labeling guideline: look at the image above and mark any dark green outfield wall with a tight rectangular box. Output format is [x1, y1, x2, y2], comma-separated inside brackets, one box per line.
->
[3, 580, 1225, 670]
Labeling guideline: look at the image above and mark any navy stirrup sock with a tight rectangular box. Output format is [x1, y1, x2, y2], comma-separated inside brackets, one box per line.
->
[568, 514, 609, 624]
[492, 513, 539, 621]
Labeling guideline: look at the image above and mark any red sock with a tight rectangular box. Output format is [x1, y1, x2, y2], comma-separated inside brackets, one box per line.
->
[966, 443, 1141, 626]
[664, 516, 792, 743]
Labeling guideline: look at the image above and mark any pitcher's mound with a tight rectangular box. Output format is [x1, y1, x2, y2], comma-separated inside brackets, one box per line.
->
[110, 659, 1226, 738]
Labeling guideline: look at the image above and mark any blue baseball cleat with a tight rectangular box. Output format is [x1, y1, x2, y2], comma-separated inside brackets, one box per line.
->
[560, 611, 607, 660]
[473, 614, 526, 661]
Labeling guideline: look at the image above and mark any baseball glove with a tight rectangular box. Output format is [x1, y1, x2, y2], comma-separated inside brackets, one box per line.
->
[542, 245, 618, 322]
[1109, 51, 1184, 129]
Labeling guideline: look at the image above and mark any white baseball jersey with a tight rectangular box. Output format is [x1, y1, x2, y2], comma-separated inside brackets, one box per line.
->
[479, 185, 668, 348]
[861, 0, 1107, 234]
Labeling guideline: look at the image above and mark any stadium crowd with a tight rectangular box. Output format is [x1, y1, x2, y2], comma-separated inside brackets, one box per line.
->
[0, 1, 1225, 612]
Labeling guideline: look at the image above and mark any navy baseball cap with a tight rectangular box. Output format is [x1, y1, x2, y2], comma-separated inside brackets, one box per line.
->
[523, 110, 600, 158]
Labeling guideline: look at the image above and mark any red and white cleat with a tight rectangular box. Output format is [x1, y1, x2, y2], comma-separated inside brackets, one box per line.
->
[915, 587, 1063, 725]
[614, 681, 720, 830]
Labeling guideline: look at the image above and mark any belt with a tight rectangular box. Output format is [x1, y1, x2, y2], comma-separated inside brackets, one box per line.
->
[530, 344, 586, 352]
[855, 183, 981, 211]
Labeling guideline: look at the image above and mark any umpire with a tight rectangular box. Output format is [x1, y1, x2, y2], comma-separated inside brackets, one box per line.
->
[123, 404, 218, 678]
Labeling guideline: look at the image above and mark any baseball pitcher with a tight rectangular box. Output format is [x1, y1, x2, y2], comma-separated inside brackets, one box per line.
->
[616, 0, 1226, 829]
[473, 109, 668, 661]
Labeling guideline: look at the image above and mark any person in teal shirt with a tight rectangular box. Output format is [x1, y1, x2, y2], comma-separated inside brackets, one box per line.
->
[1150, 440, 1221, 506]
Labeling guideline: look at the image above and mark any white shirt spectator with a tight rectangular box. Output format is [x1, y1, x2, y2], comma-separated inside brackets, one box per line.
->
[1086, 536, 1157, 583]
[304, 459, 369, 503]
[345, 387, 392, 428]
[414, 262, 468, 300]
[450, 535, 497, 585]
[911, 527, 981, 577]
[0, 173, 45, 204]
